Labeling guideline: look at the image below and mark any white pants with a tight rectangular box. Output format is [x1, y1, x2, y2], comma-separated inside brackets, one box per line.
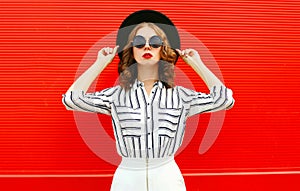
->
[110, 156, 186, 191]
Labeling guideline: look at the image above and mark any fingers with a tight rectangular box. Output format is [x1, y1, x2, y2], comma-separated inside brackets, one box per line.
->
[112, 45, 119, 55]
[103, 47, 113, 55]
[176, 49, 183, 59]
[176, 48, 192, 58]
[100, 46, 119, 56]
[176, 49, 186, 58]
[185, 49, 195, 57]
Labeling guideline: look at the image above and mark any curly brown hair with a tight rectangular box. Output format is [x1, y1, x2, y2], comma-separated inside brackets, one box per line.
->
[118, 22, 178, 90]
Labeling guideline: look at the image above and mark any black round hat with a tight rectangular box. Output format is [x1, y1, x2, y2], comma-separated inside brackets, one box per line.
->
[116, 10, 180, 60]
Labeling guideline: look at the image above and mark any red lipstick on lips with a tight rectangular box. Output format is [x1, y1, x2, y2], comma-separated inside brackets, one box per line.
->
[142, 53, 153, 59]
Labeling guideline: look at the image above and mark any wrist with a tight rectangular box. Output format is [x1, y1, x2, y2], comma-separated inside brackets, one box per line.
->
[94, 59, 109, 71]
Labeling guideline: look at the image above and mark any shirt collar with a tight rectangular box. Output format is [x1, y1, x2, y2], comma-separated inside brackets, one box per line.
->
[132, 79, 164, 90]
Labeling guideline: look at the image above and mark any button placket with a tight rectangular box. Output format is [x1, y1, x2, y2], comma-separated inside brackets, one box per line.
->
[140, 82, 158, 155]
[147, 89, 155, 152]
[146, 101, 152, 151]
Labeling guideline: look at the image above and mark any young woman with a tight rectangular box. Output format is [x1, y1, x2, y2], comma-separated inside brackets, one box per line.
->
[62, 10, 234, 191]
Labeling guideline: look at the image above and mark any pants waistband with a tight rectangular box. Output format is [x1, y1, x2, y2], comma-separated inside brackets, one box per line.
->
[118, 156, 175, 170]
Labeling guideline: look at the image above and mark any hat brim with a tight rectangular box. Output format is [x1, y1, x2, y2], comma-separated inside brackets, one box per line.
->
[116, 10, 180, 60]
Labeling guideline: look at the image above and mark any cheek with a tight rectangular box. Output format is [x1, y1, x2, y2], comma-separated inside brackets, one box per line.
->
[132, 48, 140, 60]
[155, 48, 162, 59]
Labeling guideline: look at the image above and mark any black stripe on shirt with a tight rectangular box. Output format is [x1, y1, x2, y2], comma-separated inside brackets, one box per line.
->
[158, 119, 178, 126]
[62, 94, 74, 110]
[78, 97, 110, 112]
[158, 111, 180, 118]
[112, 118, 128, 157]
[159, 126, 177, 133]
[119, 118, 141, 122]
[171, 107, 184, 154]
[70, 92, 98, 113]
[132, 137, 136, 158]
[201, 87, 228, 113]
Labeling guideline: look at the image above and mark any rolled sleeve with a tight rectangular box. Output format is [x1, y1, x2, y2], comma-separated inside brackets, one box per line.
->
[179, 85, 235, 117]
[62, 86, 119, 115]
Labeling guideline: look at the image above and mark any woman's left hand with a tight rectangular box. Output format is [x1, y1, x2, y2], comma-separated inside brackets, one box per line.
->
[176, 48, 202, 66]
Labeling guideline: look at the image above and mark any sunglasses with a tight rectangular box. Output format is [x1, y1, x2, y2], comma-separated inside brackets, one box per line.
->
[132, 35, 163, 49]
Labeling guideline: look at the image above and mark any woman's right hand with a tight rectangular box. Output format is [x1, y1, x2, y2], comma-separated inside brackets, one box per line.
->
[96, 46, 119, 65]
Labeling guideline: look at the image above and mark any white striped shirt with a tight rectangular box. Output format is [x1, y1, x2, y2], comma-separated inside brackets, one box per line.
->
[62, 79, 234, 158]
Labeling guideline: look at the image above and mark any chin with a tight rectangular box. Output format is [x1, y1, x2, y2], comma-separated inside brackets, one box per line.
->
[138, 59, 159, 66]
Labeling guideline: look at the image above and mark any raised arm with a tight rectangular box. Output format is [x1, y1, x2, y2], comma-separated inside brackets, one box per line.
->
[176, 48, 223, 89]
[62, 46, 119, 115]
[176, 48, 234, 116]
[67, 46, 119, 93]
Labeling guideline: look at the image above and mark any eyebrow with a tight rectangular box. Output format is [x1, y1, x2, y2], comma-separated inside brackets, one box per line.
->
[135, 35, 159, 38]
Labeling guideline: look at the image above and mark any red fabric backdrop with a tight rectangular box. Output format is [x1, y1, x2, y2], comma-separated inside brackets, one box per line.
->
[0, 0, 300, 190]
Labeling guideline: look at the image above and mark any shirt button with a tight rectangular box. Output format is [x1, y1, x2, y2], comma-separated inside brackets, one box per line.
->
[147, 133, 151, 135]
[147, 103, 150, 105]
[147, 117, 150, 119]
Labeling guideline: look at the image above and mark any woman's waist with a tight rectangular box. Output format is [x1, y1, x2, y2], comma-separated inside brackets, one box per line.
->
[118, 156, 175, 170]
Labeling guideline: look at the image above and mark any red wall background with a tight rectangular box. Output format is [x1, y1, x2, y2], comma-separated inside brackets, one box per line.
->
[1, 0, 300, 190]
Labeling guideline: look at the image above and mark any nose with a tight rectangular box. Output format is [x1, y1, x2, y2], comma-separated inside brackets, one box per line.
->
[144, 41, 151, 49]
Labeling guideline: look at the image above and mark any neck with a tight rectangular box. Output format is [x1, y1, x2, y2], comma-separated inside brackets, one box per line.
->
[137, 64, 159, 84]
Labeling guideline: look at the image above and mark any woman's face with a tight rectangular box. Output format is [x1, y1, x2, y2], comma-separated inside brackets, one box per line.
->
[132, 26, 162, 66]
